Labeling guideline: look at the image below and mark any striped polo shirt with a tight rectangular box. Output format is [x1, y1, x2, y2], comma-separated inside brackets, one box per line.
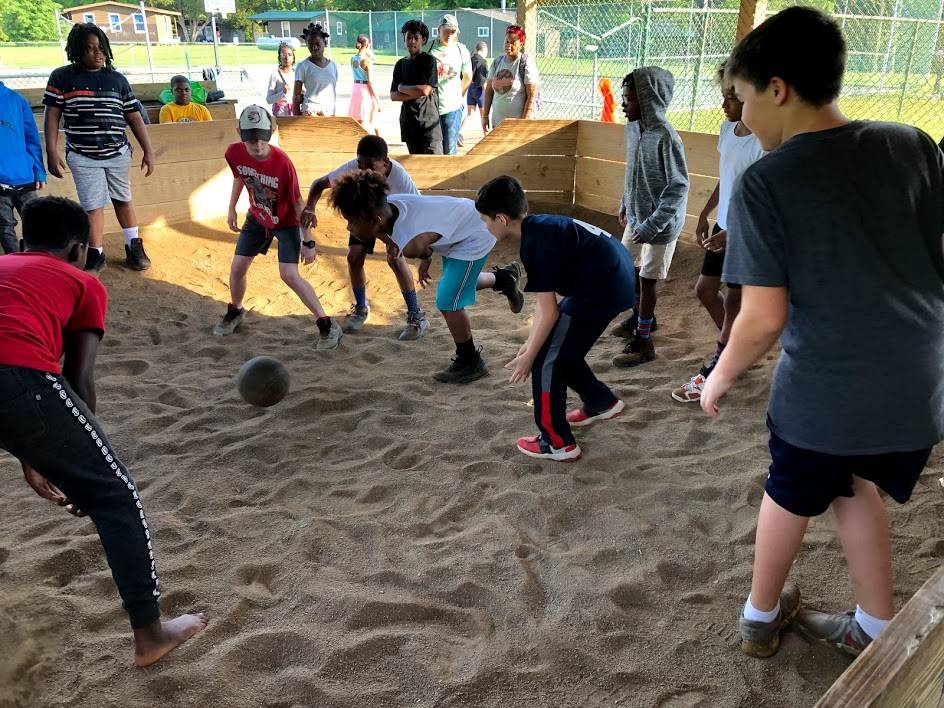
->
[43, 65, 139, 160]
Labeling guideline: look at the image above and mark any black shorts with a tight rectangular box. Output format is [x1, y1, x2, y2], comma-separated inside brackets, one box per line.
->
[348, 233, 376, 254]
[765, 419, 932, 517]
[700, 223, 741, 288]
[235, 215, 302, 264]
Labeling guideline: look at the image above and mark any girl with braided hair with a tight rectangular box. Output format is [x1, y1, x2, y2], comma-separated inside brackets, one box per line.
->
[293, 23, 338, 117]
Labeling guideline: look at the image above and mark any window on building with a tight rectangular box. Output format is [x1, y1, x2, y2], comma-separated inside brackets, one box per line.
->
[108, 14, 121, 32]
[280, 21, 290, 37]
[477, 26, 489, 37]
[431, 27, 438, 37]
[133, 12, 145, 33]
[83, 13, 95, 24]
[336, 21, 342, 36]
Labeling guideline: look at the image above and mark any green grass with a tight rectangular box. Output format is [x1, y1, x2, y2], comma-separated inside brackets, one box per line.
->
[0, 42, 400, 71]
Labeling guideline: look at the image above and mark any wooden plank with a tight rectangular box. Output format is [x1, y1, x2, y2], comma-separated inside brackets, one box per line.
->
[275, 116, 368, 154]
[577, 121, 720, 177]
[396, 154, 575, 193]
[816, 566, 944, 708]
[576, 157, 717, 215]
[517, 0, 538, 55]
[16, 81, 217, 107]
[467, 119, 579, 156]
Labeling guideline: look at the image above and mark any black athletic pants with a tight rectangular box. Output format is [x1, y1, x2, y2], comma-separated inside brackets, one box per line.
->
[531, 303, 621, 448]
[0, 366, 160, 628]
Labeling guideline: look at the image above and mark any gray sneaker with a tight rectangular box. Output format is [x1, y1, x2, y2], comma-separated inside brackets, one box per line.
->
[795, 609, 872, 657]
[212, 306, 244, 336]
[344, 304, 370, 333]
[316, 319, 343, 351]
[739, 584, 801, 658]
[398, 310, 430, 341]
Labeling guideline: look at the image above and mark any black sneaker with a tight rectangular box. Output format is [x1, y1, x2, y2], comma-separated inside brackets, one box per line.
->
[212, 306, 244, 336]
[125, 238, 152, 271]
[433, 353, 489, 384]
[613, 336, 656, 368]
[84, 248, 106, 273]
[492, 262, 524, 313]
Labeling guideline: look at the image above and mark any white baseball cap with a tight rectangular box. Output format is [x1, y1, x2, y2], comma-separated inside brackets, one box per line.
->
[439, 14, 459, 30]
[238, 104, 273, 142]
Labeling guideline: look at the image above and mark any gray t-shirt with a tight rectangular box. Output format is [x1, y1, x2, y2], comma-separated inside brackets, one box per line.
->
[723, 121, 944, 455]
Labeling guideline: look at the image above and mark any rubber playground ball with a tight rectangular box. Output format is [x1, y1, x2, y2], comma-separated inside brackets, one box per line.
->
[236, 356, 290, 407]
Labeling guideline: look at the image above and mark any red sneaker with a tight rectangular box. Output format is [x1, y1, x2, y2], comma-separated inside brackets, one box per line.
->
[566, 399, 625, 428]
[515, 435, 582, 462]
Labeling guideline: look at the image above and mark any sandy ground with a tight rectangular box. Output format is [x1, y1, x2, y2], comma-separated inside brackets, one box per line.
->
[0, 219, 941, 708]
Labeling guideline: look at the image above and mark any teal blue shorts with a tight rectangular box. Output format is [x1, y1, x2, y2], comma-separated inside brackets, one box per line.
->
[435, 255, 489, 312]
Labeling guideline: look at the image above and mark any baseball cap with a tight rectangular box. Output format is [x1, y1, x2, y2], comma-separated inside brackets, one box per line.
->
[439, 14, 459, 30]
[238, 104, 273, 142]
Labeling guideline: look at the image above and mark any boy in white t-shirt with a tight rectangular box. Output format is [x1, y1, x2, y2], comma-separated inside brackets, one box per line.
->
[292, 23, 338, 117]
[330, 170, 524, 383]
[672, 63, 764, 403]
[301, 136, 429, 340]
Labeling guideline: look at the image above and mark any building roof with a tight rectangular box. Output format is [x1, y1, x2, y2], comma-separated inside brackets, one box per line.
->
[463, 8, 515, 22]
[248, 10, 323, 21]
[64, 2, 182, 16]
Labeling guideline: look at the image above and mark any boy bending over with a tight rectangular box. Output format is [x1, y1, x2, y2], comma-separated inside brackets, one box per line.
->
[301, 135, 428, 340]
[330, 170, 523, 383]
[0, 196, 207, 666]
[477, 176, 635, 462]
[701, 7, 944, 658]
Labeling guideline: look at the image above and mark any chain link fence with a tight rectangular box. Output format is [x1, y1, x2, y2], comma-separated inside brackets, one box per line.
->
[2, 3, 942, 137]
[534, 0, 944, 138]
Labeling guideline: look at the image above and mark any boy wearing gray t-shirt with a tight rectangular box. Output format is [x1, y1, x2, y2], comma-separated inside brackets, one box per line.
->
[701, 7, 944, 659]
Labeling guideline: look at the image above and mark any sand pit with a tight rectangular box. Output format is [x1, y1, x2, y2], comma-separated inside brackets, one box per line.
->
[0, 219, 941, 708]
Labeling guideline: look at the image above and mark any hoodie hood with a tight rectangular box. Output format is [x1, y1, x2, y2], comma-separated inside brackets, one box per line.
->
[632, 66, 674, 129]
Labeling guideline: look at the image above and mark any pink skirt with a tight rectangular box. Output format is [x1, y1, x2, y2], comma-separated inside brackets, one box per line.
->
[348, 83, 377, 130]
[271, 100, 293, 117]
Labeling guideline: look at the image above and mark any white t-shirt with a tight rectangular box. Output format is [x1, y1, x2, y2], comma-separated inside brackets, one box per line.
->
[717, 120, 765, 230]
[295, 58, 338, 116]
[389, 195, 496, 261]
[328, 159, 420, 196]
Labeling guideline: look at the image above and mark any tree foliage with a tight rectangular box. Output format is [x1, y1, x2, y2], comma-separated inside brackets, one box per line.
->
[0, 0, 63, 41]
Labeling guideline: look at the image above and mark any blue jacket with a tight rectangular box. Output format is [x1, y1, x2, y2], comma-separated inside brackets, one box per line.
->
[0, 82, 47, 187]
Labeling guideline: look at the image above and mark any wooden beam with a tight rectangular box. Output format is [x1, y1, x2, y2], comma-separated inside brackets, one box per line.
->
[816, 565, 944, 707]
[516, 0, 538, 56]
[395, 154, 575, 193]
[16, 81, 218, 108]
[468, 119, 579, 156]
[735, 0, 769, 42]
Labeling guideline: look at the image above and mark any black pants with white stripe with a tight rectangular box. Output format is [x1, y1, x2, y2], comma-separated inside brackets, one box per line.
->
[0, 366, 160, 628]
[532, 304, 621, 449]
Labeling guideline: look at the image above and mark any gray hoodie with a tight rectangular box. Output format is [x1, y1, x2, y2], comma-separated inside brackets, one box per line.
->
[621, 67, 689, 245]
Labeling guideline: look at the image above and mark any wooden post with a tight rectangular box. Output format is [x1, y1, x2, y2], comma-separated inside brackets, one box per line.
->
[816, 565, 944, 707]
[517, 0, 538, 55]
[735, 0, 768, 41]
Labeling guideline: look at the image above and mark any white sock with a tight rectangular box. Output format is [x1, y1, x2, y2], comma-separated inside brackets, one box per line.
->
[122, 226, 139, 246]
[744, 595, 780, 623]
[92, 246, 104, 254]
[854, 605, 889, 640]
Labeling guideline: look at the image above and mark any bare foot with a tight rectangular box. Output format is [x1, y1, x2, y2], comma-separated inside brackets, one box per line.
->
[133, 613, 208, 667]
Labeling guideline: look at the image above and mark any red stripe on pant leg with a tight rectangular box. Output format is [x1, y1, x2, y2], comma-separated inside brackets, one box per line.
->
[540, 391, 565, 449]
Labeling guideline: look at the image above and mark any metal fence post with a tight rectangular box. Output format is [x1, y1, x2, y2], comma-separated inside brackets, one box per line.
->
[689, 12, 708, 131]
[55, 10, 66, 64]
[368, 10, 373, 47]
[641, 2, 652, 66]
[394, 11, 399, 56]
[897, 21, 920, 120]
[140, 0, 155, 82]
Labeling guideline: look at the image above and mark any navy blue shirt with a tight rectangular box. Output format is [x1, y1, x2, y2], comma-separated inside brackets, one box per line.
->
[520, 214, 636, 315]
[43, 65, 139, 160]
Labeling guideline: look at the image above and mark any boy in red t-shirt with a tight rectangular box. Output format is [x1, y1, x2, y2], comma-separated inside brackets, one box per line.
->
[217, 105, 341, 349]
[0, 196, 207, 666]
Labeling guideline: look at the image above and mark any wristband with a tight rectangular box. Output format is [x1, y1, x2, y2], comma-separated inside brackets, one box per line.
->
[302, 240, 316, 249]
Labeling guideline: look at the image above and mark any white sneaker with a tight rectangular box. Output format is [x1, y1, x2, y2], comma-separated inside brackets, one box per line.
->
[316, 319, 343, 350]
[671, 373, 706, 403]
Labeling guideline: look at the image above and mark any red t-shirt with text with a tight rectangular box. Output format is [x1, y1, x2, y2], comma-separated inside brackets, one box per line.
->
[0, 252, 108, 374]
[224, 142, 301, 229]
